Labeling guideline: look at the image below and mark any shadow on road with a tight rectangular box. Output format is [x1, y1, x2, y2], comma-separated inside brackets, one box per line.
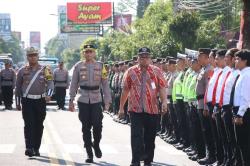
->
[30, 155, 120, 166]
[152, 161, 176, 166]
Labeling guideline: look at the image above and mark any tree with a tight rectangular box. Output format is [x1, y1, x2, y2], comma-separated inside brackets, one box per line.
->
[240, 0, 250, 49]
[0, 36, 24, 63]
[137, 0, 150, 18]
[45, 35, 67, 60]
[62, 48, 80, 69]
[195, 15, 226, 49]
[169, 11, 200, 50]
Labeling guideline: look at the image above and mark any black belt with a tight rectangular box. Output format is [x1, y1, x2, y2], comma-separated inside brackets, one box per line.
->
[232, 106, 239, 115]
[80, 86, 99, 90]
[2, 79, 13, 81]
[222, 104, 232, 110]
[196, 94, 204, 100]
[55, 80, 67, 83]
[167, 95, 172, 99]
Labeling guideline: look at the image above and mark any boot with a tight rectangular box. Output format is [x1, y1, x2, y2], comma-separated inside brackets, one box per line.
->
[85, 147, 93, 163]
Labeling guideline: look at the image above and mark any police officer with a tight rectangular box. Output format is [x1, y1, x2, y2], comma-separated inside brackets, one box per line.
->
[69, 44, 111, 163]
[0, 60, 16, 110]
[53, 61, 69, 110]
[15, 47, 54, 157]
[196, 48, 216, 165]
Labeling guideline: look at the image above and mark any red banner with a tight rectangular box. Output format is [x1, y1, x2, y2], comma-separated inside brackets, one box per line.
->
[67, 2, 112, 25]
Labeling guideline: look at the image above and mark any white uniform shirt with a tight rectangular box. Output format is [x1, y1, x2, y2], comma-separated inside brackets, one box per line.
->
[222, 69, 240, 106]
[215, 66, 232, 104]
[234, 67, 250, 117]
[206, 67, 222, 103]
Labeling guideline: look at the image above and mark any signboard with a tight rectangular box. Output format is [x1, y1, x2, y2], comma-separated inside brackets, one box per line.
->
[67, 2, 112, 25]
[114, 14, 132, 32]
[0, 13, 12, 41]
[60, 13, 100, 33]
[30, 31, 41, 49]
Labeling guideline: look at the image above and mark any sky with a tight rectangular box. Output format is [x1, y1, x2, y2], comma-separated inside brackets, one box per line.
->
[0, 0, 118, 51]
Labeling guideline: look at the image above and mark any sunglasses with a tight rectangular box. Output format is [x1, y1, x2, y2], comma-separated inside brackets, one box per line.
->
[84, 50, 94, 53]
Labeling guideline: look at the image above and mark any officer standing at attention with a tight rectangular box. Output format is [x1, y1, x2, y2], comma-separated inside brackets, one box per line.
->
[15, 47, 54, 157]
[53, 61, 69, 110]
[0, 60, 16, 110]
[118, 47, 167, 166]
[69, 44, 111, 163]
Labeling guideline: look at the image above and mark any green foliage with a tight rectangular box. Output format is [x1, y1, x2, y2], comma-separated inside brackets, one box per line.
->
[195, 15, 226, 49]
[169, 11, 200, 49]
[62, 48, 80, 69]
[137, 0, 150, 18]
[45, 35, 67, 61]
[0, 36, 24, 63]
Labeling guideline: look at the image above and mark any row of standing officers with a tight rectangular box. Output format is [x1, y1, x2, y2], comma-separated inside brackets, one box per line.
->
[108, 48, 250, 166]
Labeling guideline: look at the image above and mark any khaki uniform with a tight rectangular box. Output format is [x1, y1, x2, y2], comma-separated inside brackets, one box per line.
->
[69, 60, 111, 150]
[53, 68, 69, 109]
[15, 64, 54, 152]
[0, 68, 16, 109]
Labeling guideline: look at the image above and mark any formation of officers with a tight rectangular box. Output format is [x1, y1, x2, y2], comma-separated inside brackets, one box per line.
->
[108, 48, 250, 166]
[1, 45, 250, 166]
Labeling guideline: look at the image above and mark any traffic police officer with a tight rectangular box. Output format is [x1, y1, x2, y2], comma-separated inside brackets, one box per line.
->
[69, 44, 111, 163]
[15, 47, 54, 157]
[0, 60, 16, 110]
[53, 61, 69, 110]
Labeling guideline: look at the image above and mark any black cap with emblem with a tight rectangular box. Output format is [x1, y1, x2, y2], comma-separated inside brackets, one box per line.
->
[138, 47, 151, 55]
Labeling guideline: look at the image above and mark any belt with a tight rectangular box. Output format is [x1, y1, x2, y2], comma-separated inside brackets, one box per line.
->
[167, 95, 172, 99]
[55, 80, 67, 83]
[222, 104, 232, 110]
[2, 79, 13, 81]
[196, 94, 204, 100]
[23, 93, 46, 99]
[80, 86, 99, 90]
[232, 106, 239, 115]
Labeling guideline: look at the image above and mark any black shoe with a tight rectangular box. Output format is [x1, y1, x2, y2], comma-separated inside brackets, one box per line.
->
[187, 150, 196, 156]
[197, 156, 216, 165]
[34, 149, 40, 156]
[144, 162, 152, 166]
[93, 143, 102, 158]
[25, 149, 35, 157]
[85, 147, 93, 163]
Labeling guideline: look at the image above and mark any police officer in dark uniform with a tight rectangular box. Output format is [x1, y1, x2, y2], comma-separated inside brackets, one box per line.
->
[69, 44, 111, 163]
[53, 61, 69, 110]
[0, 60, 16, 110]
[15, 47, 54, 157]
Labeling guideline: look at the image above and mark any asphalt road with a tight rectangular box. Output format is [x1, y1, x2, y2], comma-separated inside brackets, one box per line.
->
[0, 104, 198, 166]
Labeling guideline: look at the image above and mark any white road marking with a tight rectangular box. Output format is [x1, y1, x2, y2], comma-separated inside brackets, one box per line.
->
[63, 144, 82, 154]
[0, 144, 16, 153]
[101, 144, 119, 154]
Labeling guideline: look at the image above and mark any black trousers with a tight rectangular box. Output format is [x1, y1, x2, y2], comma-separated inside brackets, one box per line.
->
[130, 112, 158, 164]
[22, 98, 46, 150]
[78, 102, 103, 148]
[221, 106, 237, 164]
[175, 99, 189, 146]
[234, 109, 250, 166]
[169, 102, 179, 140]
[1, 86, 13, 108]
[191, 107, 206, 157]
[55, 87, 66, 109]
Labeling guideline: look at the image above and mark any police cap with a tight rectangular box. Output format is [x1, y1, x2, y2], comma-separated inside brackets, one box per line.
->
[26, 47, 39, 56]
[138, 47, 151, 55]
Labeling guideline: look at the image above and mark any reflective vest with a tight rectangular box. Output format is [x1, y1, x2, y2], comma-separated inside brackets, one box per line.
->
[183, 68, 193, 102]
[172, 71, 184, 102]
[187, 72, 199, 101]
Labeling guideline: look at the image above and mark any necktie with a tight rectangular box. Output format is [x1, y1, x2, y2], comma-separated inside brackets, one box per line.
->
[219, 71, 232, 107]
[229, 74, 240, 106]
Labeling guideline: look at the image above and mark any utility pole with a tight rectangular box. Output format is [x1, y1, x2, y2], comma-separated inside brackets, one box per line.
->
[239, 0, 250, 49]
